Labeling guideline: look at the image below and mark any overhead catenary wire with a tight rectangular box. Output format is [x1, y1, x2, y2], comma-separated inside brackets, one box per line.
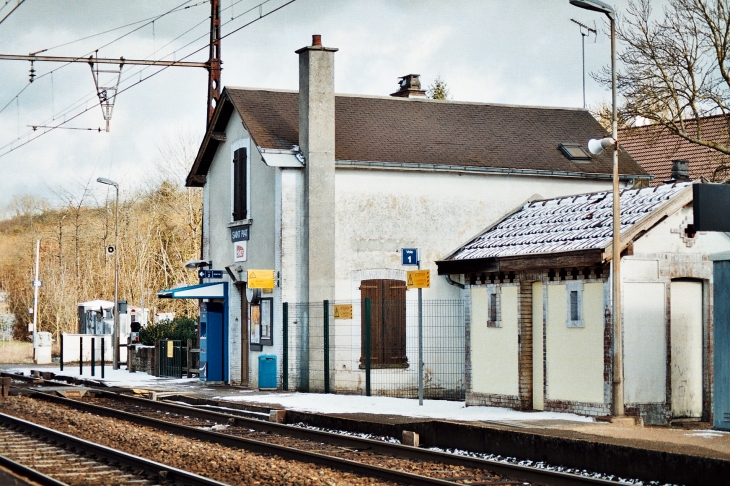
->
[0, 0, 297, 158]
[0, 0, 197, 117]
[0, 0, 279, 146]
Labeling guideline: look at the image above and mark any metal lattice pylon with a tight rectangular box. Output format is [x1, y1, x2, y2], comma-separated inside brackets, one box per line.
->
[89, 53, 123, 132]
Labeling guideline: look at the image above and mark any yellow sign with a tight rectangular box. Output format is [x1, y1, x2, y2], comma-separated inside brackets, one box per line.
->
[166, 340, 174, 358]
[333, 304, 353, 319]
[248, 269, 275, 289]
[407, 269, 430, 289]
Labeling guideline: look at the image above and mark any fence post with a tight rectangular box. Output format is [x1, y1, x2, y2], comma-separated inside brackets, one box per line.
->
[323, 300, 330, 394]
[187, 339, 192, 378]
[101, 338, 105, 379]
[283, 302, 288, 391]
[154, 340, 160, 377]
[79, 336, 83, 376]
[91, 337, 95, 377]
[60, 334, 64, 371]
[365, 297, 371, 397]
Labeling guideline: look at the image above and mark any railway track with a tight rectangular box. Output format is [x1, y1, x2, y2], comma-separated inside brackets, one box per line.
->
[10, 384, 622, 486]
[0, 410, 229, 486]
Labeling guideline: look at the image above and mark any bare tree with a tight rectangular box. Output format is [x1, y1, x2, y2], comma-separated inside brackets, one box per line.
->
[600, 0, 730, 154]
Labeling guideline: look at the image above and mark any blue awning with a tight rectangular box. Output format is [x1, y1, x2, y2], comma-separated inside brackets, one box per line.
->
[157, 282, 226, 299]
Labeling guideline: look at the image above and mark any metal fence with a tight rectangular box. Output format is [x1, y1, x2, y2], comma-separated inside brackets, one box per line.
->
[282, 298, 465, 400]
[158, 339, 183, 378]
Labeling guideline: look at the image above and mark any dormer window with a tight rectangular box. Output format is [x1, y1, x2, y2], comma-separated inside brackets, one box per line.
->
[559, 143, 591, 161]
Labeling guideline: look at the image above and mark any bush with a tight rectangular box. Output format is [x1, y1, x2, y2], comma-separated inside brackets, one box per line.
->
[139, 316, 196, 345]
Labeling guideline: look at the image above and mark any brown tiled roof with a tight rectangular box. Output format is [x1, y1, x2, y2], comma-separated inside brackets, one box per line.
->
[188, 87, 647, 186]
[620, 116, 730, 185]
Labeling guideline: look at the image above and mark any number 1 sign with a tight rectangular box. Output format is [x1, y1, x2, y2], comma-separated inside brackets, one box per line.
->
[401, 248, 418, 266]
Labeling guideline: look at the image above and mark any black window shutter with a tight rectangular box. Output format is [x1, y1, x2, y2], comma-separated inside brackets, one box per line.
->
[233, 148, 247, 220]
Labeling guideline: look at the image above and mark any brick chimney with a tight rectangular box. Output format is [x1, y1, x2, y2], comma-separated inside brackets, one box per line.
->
[671, 159, 690, 181]
[296, 35, 337, 391]
[390, 74, 426, 98]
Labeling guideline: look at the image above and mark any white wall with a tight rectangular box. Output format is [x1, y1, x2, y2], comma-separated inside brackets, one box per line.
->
[470, 285, 519, 396]
[670, 280, 703, 418]
[546, 282, 604, 403]
[623, 281, 666, 404]
[334, 169, 612, 302]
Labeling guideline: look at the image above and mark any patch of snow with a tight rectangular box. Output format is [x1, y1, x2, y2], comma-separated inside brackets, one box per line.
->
[214, 392, 595, 423]
[3, 365, 199, 388]
[684, 431, 726, 439]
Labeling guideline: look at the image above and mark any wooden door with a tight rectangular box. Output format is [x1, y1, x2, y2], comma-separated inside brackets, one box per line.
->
[360, 279, 407, 366]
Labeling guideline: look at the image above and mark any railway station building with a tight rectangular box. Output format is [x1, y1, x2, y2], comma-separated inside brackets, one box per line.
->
[184, 35, 648, 392]
[437, 181, 730, 425]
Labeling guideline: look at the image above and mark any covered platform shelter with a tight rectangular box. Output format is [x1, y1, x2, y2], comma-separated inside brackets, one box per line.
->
[157, 282, 228, 383]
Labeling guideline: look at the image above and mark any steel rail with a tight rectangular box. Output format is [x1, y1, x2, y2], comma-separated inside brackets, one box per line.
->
[0, 54, 208, 68]
[28, 389, 620, 486]
[0, 411, 229, 486]
[0, 454, 66, 486]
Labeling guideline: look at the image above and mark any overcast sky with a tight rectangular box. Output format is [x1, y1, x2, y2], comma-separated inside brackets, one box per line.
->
[0, 0, 638, 213]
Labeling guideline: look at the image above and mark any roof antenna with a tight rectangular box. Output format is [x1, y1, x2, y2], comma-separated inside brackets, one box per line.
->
[570, 18, 597, 109]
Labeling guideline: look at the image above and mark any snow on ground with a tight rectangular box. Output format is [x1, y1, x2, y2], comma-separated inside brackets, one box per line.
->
[216, 392, 596, 423]
[3, 366, 198, 388]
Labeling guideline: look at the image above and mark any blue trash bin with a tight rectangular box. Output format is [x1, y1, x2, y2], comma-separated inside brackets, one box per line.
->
[258, 354, 277, 389]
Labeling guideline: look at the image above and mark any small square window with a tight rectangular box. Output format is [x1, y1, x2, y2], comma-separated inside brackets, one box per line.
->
[559, 143, 591, 161]
[566, 281, 584, 328]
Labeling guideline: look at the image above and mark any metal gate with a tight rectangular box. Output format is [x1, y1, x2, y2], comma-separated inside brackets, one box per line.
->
[159, 339, 182, 378]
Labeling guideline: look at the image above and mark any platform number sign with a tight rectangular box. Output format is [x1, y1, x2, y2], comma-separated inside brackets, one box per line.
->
[402, 248, 418, 266]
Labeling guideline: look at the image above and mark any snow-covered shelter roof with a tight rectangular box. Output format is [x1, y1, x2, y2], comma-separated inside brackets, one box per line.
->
[438, 182, 693, 274]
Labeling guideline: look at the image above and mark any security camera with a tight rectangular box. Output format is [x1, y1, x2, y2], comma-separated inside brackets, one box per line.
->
[184, 259, 211, 269]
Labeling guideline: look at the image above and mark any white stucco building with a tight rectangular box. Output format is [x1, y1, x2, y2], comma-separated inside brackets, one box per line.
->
[437, 181, 730, 424]
[185, 35, 648, 389]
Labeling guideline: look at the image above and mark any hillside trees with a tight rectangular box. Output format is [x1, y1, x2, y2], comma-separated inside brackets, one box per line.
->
[0, 133, 202, 341]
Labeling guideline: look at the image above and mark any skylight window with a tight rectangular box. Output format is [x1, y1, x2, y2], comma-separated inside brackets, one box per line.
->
[559, 143, 591, 161]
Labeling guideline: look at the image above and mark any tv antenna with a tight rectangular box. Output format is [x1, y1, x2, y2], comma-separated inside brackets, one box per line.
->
[570, 18, 597, 109]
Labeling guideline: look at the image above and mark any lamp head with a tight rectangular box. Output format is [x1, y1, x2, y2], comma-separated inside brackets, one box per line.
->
[185, 259, 211, 269]
[96, 177, 118, 187]
[569, 0, 615, 19]
[587, 137, 616, 155]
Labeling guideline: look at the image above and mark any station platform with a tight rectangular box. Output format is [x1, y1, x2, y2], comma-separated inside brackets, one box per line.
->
[3, 364, 730, 483]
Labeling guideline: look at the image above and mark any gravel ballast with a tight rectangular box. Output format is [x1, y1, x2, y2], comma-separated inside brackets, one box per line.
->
[0, 396, 392, 485]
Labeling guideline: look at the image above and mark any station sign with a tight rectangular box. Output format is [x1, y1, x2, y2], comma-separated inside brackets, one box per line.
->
[248, 269, 275, 289]
[401, 248, 418, 266]
[230, 225, 250, 242]
[198, 269, 224, 279]
[407, 269, 430, 289]
[333, 304, 353, 319]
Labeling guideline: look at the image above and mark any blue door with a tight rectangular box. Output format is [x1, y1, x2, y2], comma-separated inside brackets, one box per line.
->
[714, 260, 730, 430]
[205, 302, 224, 382]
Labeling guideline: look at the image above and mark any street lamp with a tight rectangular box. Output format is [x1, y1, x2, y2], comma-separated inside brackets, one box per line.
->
[569, 0, 624, 418]
[97, 176, 120, 370]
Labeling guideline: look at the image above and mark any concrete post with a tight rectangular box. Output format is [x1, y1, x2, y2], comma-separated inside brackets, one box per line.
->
[296, 35, 338, 392]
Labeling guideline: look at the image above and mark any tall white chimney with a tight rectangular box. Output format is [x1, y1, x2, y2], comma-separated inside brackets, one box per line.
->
[296, 35, 337, 391]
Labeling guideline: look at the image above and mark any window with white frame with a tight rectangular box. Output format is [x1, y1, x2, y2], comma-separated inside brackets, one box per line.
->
[486, 284, 501, 328]
[566, 280, 584, 328]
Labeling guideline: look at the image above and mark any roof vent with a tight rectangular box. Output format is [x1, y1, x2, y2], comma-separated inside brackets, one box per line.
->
[558, 143, 591, 161]
[671, 159, 690, 181]
[390, 74, 426, 98]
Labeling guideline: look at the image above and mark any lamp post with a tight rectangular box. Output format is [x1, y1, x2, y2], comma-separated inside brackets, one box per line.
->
[569, 0, 624, 417]
[97, 177, 120, 370]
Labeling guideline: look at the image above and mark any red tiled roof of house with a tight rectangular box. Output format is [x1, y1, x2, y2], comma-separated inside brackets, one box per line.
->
[620, 116, 730, 185]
